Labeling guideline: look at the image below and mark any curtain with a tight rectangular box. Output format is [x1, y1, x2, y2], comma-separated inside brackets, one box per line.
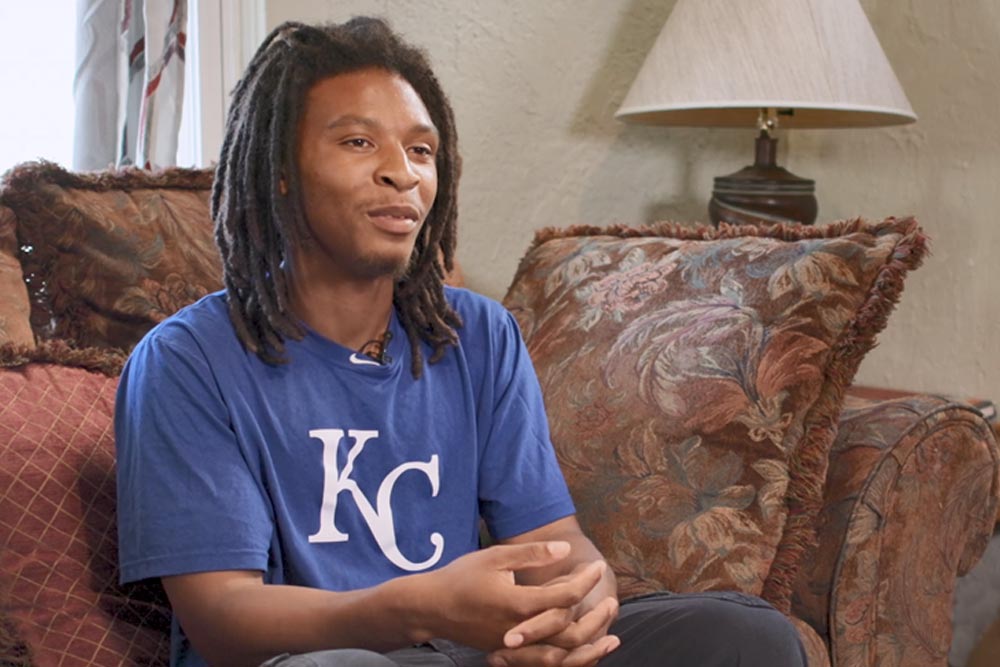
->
[74, 0, 187, 170]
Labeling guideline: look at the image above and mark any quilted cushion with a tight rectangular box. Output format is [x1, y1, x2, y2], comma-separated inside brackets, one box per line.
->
[0, 205, 33, 348]
[0, 160, 222, 350]
[0, 360, 169, 666]
[502, 217, 926, 612]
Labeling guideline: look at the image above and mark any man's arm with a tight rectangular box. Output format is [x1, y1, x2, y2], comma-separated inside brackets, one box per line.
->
[491, 516, 620, 667]
[161, 540, 603, 667]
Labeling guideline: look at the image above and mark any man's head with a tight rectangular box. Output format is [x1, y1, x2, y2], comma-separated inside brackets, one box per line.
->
[213, 17, 462, 376]
[294, 68, 440, 284]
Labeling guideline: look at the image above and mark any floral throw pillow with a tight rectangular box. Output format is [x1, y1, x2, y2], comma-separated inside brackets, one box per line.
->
[0, 160, 221, 350]
[503, 217, 927, 612]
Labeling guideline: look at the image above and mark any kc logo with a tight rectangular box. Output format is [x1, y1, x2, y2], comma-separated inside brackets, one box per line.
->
[307, 429, 444, 571]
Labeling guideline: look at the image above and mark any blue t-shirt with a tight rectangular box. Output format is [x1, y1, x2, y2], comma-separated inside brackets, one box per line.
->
[114, 287, 575, 666]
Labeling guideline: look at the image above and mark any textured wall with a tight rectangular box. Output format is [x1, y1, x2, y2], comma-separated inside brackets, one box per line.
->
[265, 0, 999, 401]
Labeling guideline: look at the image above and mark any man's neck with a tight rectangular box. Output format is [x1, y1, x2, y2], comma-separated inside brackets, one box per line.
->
[288, 275, 396, 352]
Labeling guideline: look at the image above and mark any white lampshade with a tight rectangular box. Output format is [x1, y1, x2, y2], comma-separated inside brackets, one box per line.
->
[616, 0, 917, 129]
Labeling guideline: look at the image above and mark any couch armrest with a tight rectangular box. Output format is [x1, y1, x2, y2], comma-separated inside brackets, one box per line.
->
[791, 393, 999, 667]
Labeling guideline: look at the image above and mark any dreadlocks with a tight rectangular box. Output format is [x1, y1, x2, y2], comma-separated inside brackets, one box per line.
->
[211, 17, 463, 378]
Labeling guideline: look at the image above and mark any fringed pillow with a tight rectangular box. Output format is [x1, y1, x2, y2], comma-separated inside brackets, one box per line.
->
[502, 217, 927, 612]
[0, 345, 168, 666]
[0, 160, 221, 350]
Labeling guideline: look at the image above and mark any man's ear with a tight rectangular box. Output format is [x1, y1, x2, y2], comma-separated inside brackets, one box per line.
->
[279, 177, 288, 195]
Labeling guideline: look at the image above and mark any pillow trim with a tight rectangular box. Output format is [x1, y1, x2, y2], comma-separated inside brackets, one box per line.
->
[526, 216, 908, 248]
[0, 159, 213, 196]
[762, 218, 927, 612]
[0, 339, 127, 377]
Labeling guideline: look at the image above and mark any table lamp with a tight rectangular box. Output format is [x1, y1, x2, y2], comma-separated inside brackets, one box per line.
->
[615, 0, 917, 226]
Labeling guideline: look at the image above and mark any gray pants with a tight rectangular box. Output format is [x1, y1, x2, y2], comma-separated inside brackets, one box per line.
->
[262, 591, 808, 666]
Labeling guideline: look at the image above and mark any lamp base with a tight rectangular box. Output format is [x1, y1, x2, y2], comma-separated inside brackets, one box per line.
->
[709, 131, 817, 227]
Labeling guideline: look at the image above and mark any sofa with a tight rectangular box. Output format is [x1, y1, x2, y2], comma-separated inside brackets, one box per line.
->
[0, 161, 997, 667]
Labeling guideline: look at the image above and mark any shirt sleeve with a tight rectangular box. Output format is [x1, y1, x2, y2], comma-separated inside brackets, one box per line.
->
[114, 322, 272, 583]
[476, 307, 576, 540]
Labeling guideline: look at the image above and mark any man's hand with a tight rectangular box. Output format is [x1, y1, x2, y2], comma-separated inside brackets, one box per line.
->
[421, 541, 606, 651]
[487, 517, 621, 667]
[488, 595, 620, 667]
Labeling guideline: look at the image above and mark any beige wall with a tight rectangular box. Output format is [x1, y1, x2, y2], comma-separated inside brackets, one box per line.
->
[265, 0, 999, 401]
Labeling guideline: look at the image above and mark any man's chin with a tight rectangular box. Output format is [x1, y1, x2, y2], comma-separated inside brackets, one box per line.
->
[353, 252, 415, 282]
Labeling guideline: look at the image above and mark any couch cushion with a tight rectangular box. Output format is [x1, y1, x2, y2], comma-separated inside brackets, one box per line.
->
[0, 205, 33, 348]
[0, 357, 169, 665]
[0, 160, 221, 350]
[502, 217, 926, 612]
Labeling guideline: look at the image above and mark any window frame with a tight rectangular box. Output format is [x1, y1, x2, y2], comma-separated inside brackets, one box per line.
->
[180, 0, 265, 167]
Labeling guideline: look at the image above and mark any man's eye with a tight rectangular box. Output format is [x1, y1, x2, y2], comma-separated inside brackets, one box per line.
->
[411, 145, 435, 157]
[344, 138, 372, 148]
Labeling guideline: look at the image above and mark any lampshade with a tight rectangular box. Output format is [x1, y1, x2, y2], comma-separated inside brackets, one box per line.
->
[615, 0, 917, 129]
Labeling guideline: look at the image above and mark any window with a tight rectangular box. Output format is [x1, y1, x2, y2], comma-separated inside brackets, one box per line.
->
[0, 1, 263, 173]
[0, 3, 76, 171]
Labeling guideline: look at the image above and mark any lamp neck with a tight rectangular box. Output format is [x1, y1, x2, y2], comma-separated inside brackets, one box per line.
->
[754, 130, 778, 168]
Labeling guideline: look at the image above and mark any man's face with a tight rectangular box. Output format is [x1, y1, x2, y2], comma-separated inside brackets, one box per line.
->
[292, 67, 439, 284]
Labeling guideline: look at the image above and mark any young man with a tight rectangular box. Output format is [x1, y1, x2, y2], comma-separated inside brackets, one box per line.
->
[115, 17, 807, 667]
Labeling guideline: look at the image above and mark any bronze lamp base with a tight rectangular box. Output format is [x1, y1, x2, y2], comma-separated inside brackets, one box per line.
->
[709, 131, 817, 227]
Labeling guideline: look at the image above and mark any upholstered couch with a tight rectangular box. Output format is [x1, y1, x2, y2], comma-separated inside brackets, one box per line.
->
[0, 161, 997, 667]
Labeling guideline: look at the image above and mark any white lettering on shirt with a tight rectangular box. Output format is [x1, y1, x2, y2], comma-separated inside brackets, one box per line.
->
[307, 428, 444, 571]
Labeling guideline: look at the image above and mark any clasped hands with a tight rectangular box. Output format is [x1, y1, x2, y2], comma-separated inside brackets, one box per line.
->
[430, 541, 620, 667]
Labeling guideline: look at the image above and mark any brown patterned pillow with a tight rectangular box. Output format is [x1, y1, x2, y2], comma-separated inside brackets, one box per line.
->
[0, 206, 33, 348]
[502, 217, 927, 612]
[0, 358, 169, 666]
[0, 160, 222, 349]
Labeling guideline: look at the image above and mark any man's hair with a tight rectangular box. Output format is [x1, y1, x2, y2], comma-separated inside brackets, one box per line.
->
[212, 17, 462, 378]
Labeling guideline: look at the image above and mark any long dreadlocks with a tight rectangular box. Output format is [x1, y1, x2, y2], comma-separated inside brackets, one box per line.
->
[211, 17, 463, 378]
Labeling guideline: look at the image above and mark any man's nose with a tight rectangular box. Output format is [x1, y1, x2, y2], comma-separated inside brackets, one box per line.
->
[375, 146, 419, 190]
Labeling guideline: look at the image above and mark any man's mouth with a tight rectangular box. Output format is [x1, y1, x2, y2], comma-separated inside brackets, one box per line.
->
[368, 205, 419, 221]
[367, 205, 421, 234]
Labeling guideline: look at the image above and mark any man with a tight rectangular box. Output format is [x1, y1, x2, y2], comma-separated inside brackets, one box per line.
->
[115, 17, 807, 667]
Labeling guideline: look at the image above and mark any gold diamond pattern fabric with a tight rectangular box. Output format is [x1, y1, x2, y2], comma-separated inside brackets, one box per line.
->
[0, 363, 169, 665]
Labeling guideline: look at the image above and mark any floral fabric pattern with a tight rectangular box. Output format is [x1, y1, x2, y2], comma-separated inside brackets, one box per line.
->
[0, 161, 221, 350]
[793, 393, 999, 666]
[503, 219, 927, 610]
[0, 206, 33, 348]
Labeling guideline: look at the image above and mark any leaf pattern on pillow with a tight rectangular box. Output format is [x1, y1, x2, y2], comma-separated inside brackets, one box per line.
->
[604, 277, 826, 448]
[115, 275, 211, 324]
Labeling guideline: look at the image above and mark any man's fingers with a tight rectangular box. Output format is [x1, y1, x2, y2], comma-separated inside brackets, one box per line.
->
[486, 541, 571, 571]
[545, 596, 619, 650]
[502, 606, 575, 648]
[562, 634, 621, 667]
[486, 554, 603, 621]
[528, 559, 606, 610]
[504, 594, 617, 649]
[488, 635, 620, 667]
[488, 643, 568, 667]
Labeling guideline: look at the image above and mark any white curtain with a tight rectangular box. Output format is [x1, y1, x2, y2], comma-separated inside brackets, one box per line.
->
[74, 0, 187, 170]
